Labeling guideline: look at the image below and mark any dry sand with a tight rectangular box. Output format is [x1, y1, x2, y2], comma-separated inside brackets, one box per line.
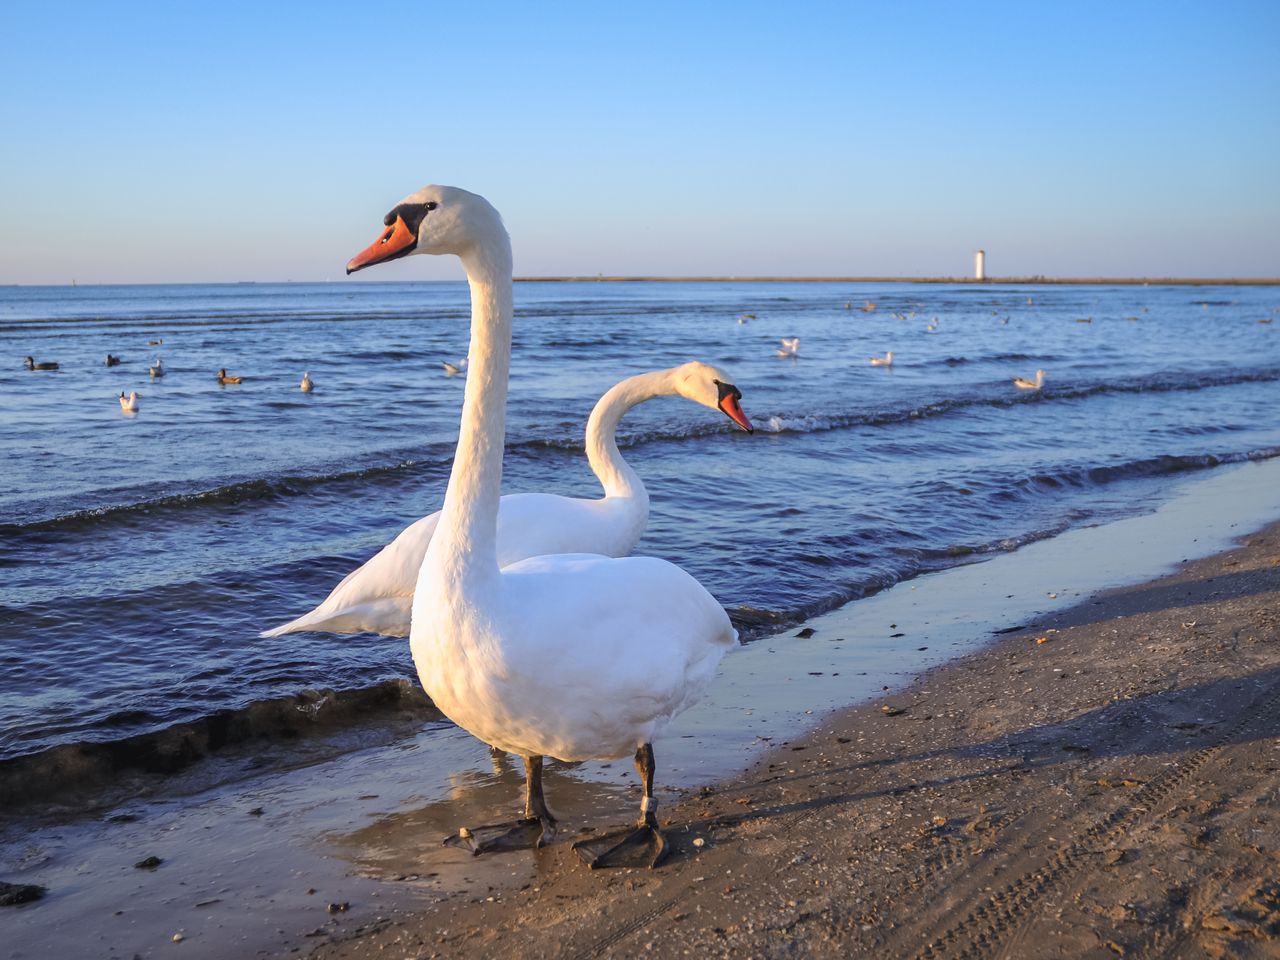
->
[304, 523, 1280, 960]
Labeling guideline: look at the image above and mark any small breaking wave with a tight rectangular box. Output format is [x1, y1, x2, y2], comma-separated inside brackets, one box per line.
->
[758, 366, 1280, 436]
[997, 448, 1280, 499]
[0, 679, 441, 812]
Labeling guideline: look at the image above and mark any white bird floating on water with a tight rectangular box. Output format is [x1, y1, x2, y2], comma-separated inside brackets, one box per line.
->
[118, 390, 140, 413]
[307, 184, 740, 869]
[777, 336, 800, 358]
[1013, 369, 1046, 390]
[149, 358, 164, 378]
[300, 371, 314, 392]
[442, 357, 468, 376]
[869, 351, 894, 366]
[262, 360, 752, 639]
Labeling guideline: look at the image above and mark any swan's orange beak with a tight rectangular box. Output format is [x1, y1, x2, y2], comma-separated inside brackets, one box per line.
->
[719, 390, 753, 433]
[347, 215, 418, 274]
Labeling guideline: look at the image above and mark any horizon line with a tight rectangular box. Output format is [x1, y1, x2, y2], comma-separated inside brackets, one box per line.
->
[511, 275, 1280, 286]
[5, 275, 1280, 288]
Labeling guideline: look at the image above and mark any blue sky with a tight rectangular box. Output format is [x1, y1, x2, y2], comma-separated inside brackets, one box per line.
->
[1, 1, 1277, 283]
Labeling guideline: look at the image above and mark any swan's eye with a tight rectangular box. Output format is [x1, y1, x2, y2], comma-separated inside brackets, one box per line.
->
[425, 201, 438, 211]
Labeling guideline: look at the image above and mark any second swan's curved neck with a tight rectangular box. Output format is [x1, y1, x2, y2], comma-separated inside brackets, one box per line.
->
[428, 237, 515, 586]
[585, 369, 676, 500]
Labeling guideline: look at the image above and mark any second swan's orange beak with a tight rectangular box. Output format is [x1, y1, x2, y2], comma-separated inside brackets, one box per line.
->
[347, 215, 417, 274]
[718, 387, 754, 433]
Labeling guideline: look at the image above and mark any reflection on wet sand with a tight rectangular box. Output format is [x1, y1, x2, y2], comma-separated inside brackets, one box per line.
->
[334, 750, 644, 895]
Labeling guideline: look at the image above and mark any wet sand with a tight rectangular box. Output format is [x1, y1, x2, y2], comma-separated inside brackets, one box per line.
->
[303, 522, 1280, 960]
[3, 461, 1280, 959]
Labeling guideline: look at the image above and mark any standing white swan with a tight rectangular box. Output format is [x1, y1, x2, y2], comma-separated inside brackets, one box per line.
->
[1013, 369, 1046, 390]
[261, 360, 752, 639]
[341, 185, 738, 868]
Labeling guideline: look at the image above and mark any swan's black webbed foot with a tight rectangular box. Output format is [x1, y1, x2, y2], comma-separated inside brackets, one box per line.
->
[443, 815, 556, 855]
[573, 743, 668, 869]
[444, 753, 556, 855]
[572, 816, 667, 869]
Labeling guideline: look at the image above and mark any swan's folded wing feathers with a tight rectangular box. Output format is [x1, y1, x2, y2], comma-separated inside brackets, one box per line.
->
[485, 553, 735, 757]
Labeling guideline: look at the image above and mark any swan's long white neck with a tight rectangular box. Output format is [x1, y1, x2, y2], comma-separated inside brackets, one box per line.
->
[425, 235, 514, 589]
[585, 369, 679, 501]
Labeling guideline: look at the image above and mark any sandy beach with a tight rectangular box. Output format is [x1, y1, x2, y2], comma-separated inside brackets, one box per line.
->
[295, 521, 1280, 960]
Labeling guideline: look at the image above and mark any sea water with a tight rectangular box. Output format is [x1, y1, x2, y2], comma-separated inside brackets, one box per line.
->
[2, 280, 1277, 766]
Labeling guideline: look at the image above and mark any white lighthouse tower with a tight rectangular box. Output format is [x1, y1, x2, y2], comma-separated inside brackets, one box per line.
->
[975, 250, 986, 281]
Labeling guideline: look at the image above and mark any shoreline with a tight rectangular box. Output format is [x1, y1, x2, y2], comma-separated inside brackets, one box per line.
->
[3, 460, 1280, 958]
[7, 451, 1278, 805]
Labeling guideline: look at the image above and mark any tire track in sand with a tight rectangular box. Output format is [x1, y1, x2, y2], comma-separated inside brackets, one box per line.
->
[905, 679, 1280, 960]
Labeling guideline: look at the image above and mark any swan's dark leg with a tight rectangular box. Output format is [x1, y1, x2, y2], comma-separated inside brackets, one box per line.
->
[522, 755, 558, 846]
[443, 754, 557, 855]
[572, 743, 668, 869]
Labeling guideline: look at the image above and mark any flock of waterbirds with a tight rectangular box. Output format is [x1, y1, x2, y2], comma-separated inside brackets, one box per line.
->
[31, 287, 1275, 422]
[21, 291, 1053, 426]
[21, 349, 316, 414]
[758, 301, 1047, 387]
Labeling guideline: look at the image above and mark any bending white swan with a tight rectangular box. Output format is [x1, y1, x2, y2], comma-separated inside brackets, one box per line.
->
[338, 184, 739, 868]
[261, 360, 753, 638]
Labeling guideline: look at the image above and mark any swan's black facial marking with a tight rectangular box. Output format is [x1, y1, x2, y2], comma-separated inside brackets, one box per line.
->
[713, 379, 753, 433]
[713, 379, 742, 405]
[383, 201, 437, 232]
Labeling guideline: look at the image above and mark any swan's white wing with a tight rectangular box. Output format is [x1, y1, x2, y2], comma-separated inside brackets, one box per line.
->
[260, 493, 640, 638]
[415, 553, 736, 761]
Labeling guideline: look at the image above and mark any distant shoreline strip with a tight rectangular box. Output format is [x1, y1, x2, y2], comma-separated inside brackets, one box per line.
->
[512, 275, 1280, 286]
